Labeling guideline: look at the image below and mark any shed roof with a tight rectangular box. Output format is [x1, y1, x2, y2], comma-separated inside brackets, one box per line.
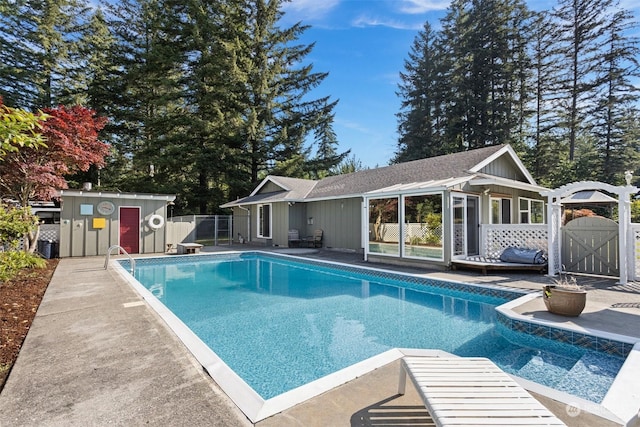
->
[58, 189, 176, 201]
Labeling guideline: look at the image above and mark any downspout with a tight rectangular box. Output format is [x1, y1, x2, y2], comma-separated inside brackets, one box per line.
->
[238, 205, 251, 243]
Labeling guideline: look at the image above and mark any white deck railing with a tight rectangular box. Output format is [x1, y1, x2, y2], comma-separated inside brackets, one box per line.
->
[480, 224, 548, 259]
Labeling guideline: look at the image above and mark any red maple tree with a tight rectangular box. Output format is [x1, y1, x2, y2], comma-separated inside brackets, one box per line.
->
[0, 104, 109, 251]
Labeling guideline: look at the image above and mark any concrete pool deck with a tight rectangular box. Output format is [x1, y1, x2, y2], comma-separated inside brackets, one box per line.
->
[0, 246, 639, 426]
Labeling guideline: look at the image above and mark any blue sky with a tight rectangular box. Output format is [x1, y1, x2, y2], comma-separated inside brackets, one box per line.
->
[279, 0, 640, 169]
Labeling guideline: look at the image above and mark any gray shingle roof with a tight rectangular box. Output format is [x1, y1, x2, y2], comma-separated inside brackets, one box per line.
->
[306, 145, 506, 199]
[223, 145, 507, 207]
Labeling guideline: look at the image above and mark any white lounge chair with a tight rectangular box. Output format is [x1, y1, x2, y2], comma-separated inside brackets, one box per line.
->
[398, 356, 566, 426]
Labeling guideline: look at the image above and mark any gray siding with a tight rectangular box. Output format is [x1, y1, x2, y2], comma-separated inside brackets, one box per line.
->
[59, 196, 167, 257]
[261, 182, 284, 193]
[479, 154, 526, 181]
[306, 198, 362, 250]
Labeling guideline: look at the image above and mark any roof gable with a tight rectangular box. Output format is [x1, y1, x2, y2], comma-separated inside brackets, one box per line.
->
[222, 144, 537, 207]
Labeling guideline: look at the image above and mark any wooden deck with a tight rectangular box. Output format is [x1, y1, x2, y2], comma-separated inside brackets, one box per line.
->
[451, 256, 547, 275]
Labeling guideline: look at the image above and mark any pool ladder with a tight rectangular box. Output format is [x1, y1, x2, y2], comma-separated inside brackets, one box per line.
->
[104, 245, 135, 274]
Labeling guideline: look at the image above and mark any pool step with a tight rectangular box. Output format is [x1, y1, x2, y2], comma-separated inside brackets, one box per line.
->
[554, 352, 622, 402]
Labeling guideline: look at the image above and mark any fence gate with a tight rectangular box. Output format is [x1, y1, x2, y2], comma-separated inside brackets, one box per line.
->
[561, 216, 619, 276]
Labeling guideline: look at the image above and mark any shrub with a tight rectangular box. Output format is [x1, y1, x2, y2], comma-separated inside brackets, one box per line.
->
[0, 250, 46, 282]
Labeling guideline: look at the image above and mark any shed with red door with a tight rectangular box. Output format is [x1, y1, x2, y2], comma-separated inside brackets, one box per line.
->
[56, 189, 175, 257]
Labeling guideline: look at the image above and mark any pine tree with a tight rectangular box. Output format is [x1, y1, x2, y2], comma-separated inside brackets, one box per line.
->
[592, 8, 640, 183]
[394, 22, 444, 163]
[526, 11, 566, 185]
[100, 0, 187, 197]
[431, 0, 532, 152]
[552, 0, 615, 161]
[239, 0, 345, 186]
[0, 0, 92, 109]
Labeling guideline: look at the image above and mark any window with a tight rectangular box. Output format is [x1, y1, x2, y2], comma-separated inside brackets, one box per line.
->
[368, 197, 399, 256]
[403, 193, 443, 259]
[490, 198, 511, 224]
[257, 204, 271, 238]
[519, 198, 545, 224]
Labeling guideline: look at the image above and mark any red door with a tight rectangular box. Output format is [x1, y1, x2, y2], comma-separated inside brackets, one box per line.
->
[119, 207, 140, 254]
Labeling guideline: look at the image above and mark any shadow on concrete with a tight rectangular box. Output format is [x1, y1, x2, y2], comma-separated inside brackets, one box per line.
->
[350, 395, 434, 426]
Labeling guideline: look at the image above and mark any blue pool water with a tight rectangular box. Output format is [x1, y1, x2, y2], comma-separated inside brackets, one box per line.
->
[128, 252, 626, 402]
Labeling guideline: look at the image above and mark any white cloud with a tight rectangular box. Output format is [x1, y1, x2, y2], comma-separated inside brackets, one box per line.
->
[398, 0, 451, 14]
[282, 0, 341, 20]
[352, 15, 422, 30]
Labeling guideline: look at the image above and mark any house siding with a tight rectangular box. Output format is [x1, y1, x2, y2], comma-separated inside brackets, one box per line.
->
[261, 182, 284, 193]
[480, 154, 526, 181]
[306, 198, 362, 250]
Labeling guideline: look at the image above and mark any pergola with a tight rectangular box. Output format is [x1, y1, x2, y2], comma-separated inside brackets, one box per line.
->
[541, 178, 638, 285]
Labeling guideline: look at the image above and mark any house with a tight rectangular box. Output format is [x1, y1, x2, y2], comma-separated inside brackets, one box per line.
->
[221, 144, 550, 269]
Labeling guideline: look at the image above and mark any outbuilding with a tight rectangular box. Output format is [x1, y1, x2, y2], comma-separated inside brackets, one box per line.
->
[57, 189, 175, 257]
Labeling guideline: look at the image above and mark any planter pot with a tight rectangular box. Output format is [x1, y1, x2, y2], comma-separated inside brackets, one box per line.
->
[542, 285, 587, 317]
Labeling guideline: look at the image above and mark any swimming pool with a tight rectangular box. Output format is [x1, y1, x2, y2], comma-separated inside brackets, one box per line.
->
[118, 251, 633, 421]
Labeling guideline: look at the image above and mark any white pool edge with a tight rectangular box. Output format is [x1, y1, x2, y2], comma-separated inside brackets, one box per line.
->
[112, 252, 637, 424]
[498, 294, 639, 424]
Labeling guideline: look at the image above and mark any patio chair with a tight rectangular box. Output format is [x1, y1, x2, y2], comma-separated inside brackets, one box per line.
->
[302, 229, 323, 248]
[288, 229, 301, 247]
[398, 356, 566, 427]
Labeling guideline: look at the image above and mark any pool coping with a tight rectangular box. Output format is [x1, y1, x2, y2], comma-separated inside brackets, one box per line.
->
[498, 294, 640, 424]
[112, 250, 637, 424]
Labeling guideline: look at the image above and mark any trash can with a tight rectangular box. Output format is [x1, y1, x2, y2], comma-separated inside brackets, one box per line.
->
[37, 239, 53, 259]
[51, 241, 59, 258]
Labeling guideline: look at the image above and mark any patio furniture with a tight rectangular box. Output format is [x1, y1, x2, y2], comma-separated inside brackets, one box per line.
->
[302, 229, 323, 248]
[288, 229, 301, 247]
[451, 256, 548, 275]
[398, 356, 566, 427]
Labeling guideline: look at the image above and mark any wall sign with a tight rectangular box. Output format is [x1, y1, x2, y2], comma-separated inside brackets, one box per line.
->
[80, 204, 93, 215]
[97, 201, 116, 216]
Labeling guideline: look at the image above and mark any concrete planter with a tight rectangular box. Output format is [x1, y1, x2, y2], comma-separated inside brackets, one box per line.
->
[542, 285, 587, 317]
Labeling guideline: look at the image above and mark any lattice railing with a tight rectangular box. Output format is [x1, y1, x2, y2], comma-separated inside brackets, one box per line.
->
[631, 224, 640, 281]
[481, 224, 548, 259]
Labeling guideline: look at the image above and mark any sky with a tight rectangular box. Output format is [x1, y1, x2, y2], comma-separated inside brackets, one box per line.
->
[279, 0, 640, 169]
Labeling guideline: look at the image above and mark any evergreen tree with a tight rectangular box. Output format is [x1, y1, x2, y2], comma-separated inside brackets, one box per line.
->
[526, 11, 566, 185]
[100, 0, 187, 197]
[0, 0, 92, 109]
[413, 0, 532, 154]
[592, 8, 640, 183]
[239, 0, 345, 187]
[551, 0, 615, 161]
[394, 22, 444, 163]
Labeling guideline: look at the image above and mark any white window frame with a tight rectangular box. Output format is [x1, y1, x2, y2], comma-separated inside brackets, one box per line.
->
[519, 197, 545, 224]
[490, 197, 512, 224]
[257, 203, 272, 238]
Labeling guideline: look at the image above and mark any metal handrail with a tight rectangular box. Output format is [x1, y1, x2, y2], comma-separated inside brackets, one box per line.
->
[104, 245, 135, 274]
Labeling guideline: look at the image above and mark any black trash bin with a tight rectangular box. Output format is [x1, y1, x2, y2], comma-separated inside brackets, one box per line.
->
[37, 239, 53, 259]
[51, 241, 59, 258]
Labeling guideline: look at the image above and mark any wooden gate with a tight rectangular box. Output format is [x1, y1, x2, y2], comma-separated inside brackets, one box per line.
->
[561, 216, 619, 276]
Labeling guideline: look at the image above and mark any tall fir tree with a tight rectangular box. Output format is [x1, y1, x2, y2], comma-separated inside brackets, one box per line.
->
[551, 0, 615, 162]
[238, 0, 345, 187]
[592, 8, 640, 183]
[394, 22, 444, 163]
[0, 0, 92, 109]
